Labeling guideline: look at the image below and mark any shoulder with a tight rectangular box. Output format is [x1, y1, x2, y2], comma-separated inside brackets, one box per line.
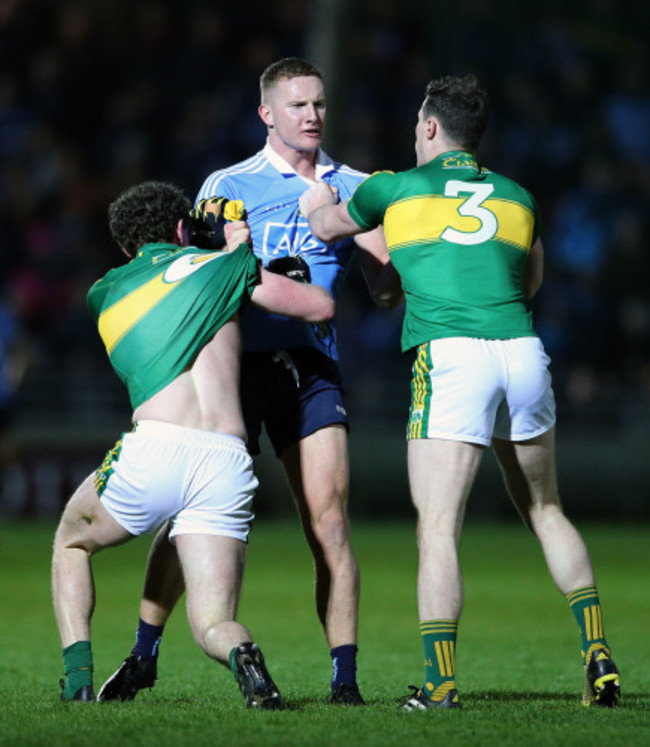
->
[326, 160, 372, 190]
[332, 161, 369, 179]
[197, 149, 270, 200]
[366, 169, 397, 182]
[486, 169, 537, 207]
[355, 169, 398, 194]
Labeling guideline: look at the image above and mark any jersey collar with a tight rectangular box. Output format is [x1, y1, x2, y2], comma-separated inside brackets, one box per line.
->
[434, 150, 480, 171]
[263, 140, 336, 184]
[136, 242, 182, 260]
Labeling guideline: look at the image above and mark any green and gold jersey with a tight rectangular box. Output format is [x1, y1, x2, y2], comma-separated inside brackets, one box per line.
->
[347, 151, 539, 351]
[87, 242, 260, 409]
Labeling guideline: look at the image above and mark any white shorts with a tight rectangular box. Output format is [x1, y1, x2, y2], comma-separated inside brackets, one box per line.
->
[407, 337, 556, 445]
[95, 420, 258, 542]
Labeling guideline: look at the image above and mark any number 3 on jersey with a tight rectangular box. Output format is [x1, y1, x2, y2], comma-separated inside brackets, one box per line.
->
[441, 181, 497, 246]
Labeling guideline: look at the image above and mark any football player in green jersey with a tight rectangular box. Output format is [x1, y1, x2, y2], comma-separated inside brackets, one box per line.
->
[300, 75, 620, 710]
[52, 181, 334, 708]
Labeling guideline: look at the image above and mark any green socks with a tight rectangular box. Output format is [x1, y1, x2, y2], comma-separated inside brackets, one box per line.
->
[420, 620, 458, 701]
[62, 640, 93, 699]
[566, 585, 610, 658]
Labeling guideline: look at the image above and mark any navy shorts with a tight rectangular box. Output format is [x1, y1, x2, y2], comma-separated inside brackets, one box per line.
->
[241, 347, 349, 457]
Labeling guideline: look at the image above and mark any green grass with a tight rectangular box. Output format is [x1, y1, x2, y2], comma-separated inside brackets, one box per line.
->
[0, 519, 648, 746]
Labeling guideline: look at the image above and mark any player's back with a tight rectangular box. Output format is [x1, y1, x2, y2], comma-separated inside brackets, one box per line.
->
[349, 151, 539, 349]
[88, 243, 258, 409]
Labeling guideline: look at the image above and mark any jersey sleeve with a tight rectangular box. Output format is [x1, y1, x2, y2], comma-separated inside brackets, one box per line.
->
[346, 171, 395, 231]
[228, 244, 261, 299]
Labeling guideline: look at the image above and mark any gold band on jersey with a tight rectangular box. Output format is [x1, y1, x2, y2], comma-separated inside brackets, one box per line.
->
[384, 195, 535, 253]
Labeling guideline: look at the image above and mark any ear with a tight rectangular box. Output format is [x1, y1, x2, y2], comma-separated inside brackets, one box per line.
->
[176, 218, 187, 246]
[425, 116, 437, 140]
[258, 102, 273, 128]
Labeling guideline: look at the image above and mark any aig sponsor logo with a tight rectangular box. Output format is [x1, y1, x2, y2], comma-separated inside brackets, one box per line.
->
[260, 220, 326, 257]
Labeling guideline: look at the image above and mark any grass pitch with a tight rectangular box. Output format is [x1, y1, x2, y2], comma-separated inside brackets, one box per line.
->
[0, 518, 648, 746]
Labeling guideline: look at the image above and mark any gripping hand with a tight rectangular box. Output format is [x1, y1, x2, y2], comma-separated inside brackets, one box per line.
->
[266, 255, 312, 283]
[186, 197, 247, 250]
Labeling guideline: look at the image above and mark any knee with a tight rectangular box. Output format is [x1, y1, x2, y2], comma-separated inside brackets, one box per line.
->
[415, 502, 458, 538]
[185, 592, 236, 649]
[528, 501, 565, 534]
[53, 534, 95, 561]
[188, 611, 220, 651]
[53, 513, 107, 560]
[53, 517, 83, 554]
[311, 506, 350, 551]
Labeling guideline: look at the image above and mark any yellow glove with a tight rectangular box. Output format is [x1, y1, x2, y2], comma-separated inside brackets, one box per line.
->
[185, 197, 247, 249]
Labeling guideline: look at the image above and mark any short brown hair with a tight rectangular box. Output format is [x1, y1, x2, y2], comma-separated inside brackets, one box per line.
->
[259, 57, 322, 100]
[422, 75, 488, 153]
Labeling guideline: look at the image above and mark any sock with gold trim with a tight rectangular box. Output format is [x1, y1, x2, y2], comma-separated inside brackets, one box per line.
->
[62, 640, 93, 699]
[420, 620, 457, 701]
[566, 585, 610, 659]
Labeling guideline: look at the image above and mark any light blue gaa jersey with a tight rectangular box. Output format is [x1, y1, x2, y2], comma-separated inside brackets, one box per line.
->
[196, 142, 367, 360]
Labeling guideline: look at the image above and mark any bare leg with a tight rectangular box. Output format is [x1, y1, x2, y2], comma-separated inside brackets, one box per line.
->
[52, 473, 133, 648]
[492, 428, 595, 594]
[175, 532, 284, 710]
[52, 472, 133, 700]
[281, 424, 359, 648]
[492, 428, 620, 706]
[95, 522, 184, 702]
[407, 438, 484, 621]
[140, 521, 185, 626]
[175, 533, 250, 664]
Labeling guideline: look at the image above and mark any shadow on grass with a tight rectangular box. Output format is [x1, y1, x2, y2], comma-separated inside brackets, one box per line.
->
[469, 691, 578, 703]
[446, 690, 648, 708]
[133, 690, 649, 713]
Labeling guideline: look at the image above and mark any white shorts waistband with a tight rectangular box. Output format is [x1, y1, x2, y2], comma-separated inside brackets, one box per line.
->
[133, 420, 248, 452]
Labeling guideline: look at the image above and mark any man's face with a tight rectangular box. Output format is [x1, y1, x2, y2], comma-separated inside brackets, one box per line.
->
[260, 75, 326, 155]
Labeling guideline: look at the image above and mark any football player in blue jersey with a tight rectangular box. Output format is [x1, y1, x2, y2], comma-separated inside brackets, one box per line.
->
[98, 58, 401, 706]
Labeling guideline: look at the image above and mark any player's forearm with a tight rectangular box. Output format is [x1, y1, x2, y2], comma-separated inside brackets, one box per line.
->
[303, 197, 362, 243]
[355, 228, 403, 309]
[283, 280, 335, 324]
[295, 283, 335, 323]
[253, 270, 335, 322]
[307, 204, 346, 242]
[300, 182, 364, 242]
[357, 249, 403, 309]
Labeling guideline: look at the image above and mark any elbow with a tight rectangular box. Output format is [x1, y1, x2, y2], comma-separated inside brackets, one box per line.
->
[309, 296, 335, 323]
[320, 297, 336, 322]
[307, 214, 341, 244]
[373, 288, 404, 309]
[371, 270, 404, 309]
[310, 225, 335, 244]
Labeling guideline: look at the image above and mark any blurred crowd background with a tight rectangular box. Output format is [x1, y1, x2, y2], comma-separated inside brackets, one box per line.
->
[1, 0, 650, 518]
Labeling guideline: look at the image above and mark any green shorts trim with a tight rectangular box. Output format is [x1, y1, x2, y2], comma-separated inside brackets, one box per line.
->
[408, 343, 433, 439]
[94, 431, 128, 497]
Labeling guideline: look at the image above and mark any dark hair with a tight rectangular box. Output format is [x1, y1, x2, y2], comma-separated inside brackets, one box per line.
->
[260, 57, 322, 99]
[108, 181, 191, 257]
[422, 75, 488, 152]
